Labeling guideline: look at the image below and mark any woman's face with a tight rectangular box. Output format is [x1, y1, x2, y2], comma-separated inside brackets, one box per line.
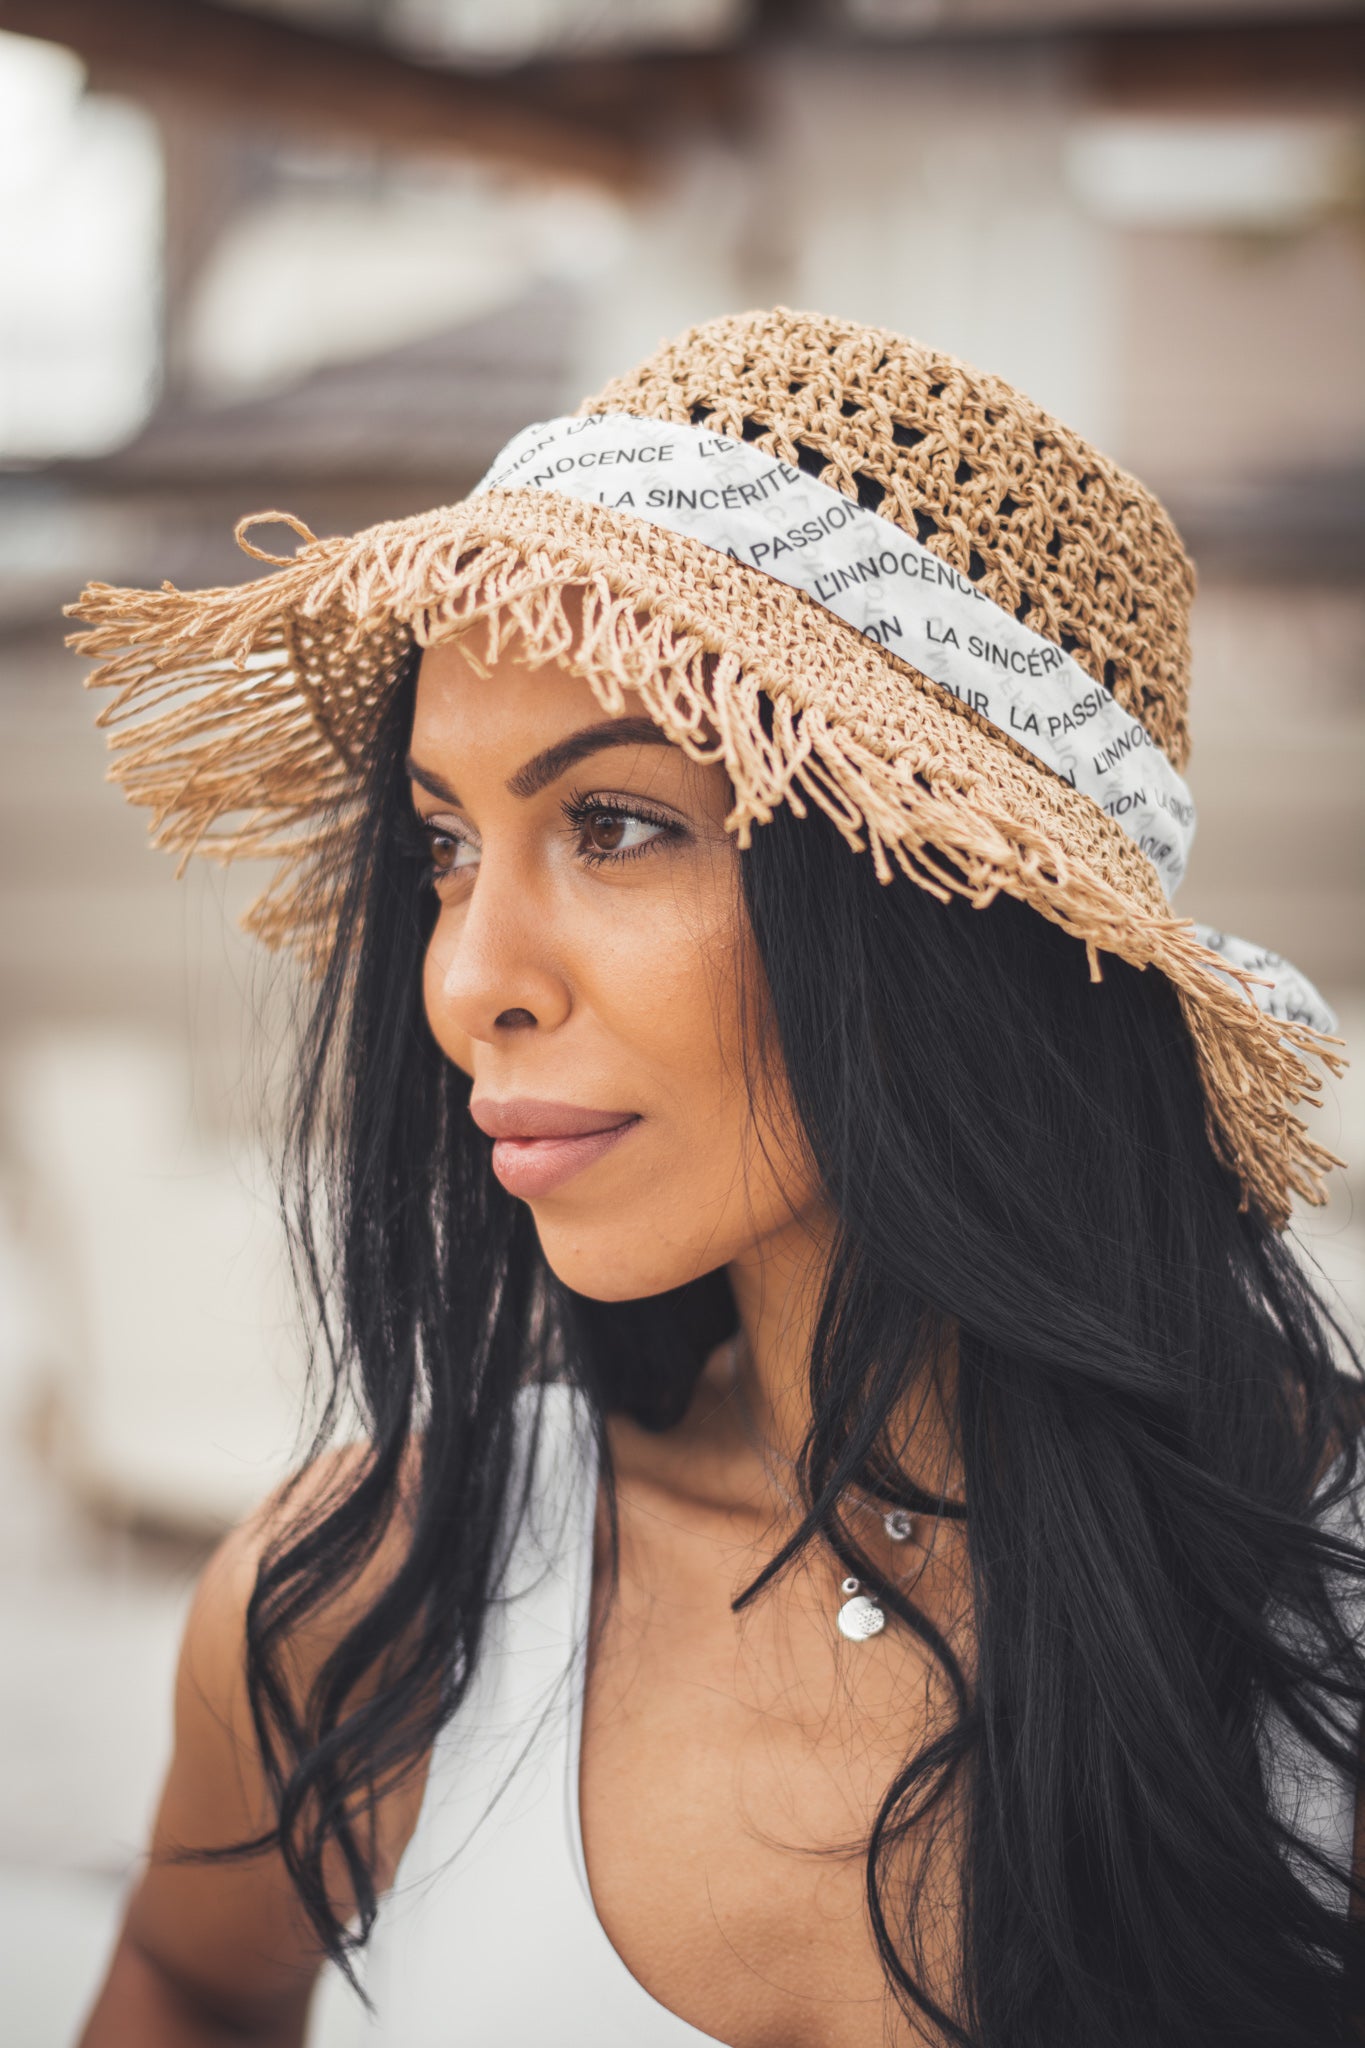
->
[411, 632, 823, 1302]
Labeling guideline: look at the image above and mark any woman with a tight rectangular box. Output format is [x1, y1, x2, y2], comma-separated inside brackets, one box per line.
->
[71, 308, 1364, 2048]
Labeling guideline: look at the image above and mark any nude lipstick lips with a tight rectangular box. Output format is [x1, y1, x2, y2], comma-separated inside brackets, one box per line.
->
[469, 1097, 641, 1200]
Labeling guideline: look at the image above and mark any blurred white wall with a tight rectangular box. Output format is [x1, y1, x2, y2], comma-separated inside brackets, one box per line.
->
[0, 32, 162, 460]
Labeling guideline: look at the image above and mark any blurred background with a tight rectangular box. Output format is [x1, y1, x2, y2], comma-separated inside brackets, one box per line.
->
[0, 0, 1361, 2040]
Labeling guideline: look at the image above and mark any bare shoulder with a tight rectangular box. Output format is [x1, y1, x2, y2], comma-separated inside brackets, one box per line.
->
[186, 1438, 418, 1693]
[174, 1436, 430, 1872]
[78, 1443, 427, 2045]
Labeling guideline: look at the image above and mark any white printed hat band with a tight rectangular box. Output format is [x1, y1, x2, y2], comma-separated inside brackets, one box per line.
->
[475, 412, 1335, 1038]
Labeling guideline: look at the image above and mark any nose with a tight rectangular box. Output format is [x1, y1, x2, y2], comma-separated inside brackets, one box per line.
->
[423, 852, 572, 1053]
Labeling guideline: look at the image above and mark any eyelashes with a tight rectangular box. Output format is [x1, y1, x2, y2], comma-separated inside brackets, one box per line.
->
[394, 807, 465, 889]
[401, 787, 688, 891]
[559, 790, 685, 866]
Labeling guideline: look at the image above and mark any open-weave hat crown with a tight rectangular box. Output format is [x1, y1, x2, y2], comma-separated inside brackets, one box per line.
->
[67, 306, 1343, 1227]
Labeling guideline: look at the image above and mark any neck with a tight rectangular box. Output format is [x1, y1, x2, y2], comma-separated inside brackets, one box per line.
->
[629, 1210, 961, 1532]
[724, 1213, 831, 1472]
[718, 1218, 963, 1512]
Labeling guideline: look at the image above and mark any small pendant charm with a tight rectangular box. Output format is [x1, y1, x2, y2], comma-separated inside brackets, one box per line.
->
[836, 1577, 886, 1642]
[883, 1508, 915, 1543]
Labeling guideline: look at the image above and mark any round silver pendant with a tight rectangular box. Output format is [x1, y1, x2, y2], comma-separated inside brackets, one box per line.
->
[837, 1593, 886, 1642]
[883, 1508, 915, 1543]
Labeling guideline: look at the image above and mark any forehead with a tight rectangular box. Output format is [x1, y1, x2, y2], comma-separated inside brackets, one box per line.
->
[412, 635, 622, 763]
[409, 634, 732, 821]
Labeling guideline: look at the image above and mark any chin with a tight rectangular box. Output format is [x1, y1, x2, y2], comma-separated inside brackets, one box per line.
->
[530, 1210, 720, 1305]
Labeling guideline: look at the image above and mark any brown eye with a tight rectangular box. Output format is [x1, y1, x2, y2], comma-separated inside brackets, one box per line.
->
[585, 811, 627, 853]
[565, 799, 673, 862]
[421, 821, 478, 882]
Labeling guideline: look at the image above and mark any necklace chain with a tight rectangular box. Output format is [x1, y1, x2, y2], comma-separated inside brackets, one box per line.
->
[723, 1336, 916, 1643]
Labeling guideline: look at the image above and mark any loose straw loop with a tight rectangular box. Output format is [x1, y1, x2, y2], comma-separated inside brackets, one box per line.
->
[235, 511, 320, 565]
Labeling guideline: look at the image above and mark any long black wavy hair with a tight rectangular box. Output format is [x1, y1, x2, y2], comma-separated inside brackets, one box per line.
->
[245, 651, 1365, 2046]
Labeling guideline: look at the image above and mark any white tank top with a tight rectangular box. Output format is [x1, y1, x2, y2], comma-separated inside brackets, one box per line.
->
[347, 1384, 1361, 2046]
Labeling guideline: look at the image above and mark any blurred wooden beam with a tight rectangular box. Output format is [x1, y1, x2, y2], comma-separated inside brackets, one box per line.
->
[1088, 17, 1365, 110]
[0, 0, 653, 191]
[792, 1, 1364, 106]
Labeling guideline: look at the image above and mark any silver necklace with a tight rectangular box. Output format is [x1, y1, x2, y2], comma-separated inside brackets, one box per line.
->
[723, 1337, 917, 1643]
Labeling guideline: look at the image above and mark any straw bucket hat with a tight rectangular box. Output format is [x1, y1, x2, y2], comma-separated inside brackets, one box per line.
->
[67, 306, 1343, 1228]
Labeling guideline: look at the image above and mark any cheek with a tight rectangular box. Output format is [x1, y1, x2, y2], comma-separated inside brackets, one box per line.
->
[546, 891, 818, 1292]
[588, 877, 744, 1112]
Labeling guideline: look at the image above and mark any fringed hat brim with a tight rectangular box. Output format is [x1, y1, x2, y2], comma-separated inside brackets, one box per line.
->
[67, 490, 1345, 1228]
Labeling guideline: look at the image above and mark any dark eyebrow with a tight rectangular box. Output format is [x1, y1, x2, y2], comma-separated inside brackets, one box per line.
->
[505, 718, 674, 800]
[406, 757, 462, 805]
[406, 718, 673, 809]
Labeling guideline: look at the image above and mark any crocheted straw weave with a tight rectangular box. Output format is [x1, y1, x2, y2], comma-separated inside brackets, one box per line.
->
[66, 306, 1344, 1227]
